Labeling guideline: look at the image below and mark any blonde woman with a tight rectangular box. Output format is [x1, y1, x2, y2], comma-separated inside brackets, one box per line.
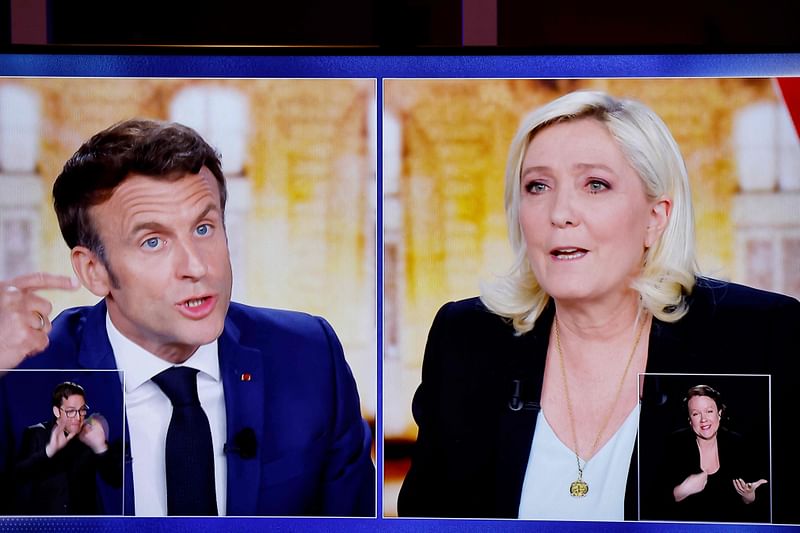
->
[398, 91, 799, 523]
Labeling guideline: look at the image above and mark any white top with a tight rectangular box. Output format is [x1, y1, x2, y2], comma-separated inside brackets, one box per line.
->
[107, 313, 228, 516]
[518, 404, 640, 521]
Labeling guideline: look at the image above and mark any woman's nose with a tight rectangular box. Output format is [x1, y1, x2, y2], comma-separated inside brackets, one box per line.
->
[550, 187, 580, 228]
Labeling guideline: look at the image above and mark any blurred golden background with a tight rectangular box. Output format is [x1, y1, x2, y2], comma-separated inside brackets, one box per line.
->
[0, 78, 376, 419]
[382, 78, 800, 515]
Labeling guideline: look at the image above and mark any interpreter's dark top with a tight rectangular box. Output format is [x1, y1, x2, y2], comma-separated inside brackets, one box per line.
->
[11, 420, 122, 515]
[661, 427, 767, 522]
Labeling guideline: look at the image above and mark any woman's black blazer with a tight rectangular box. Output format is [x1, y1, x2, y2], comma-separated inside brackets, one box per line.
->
[397, 278, 800, 523]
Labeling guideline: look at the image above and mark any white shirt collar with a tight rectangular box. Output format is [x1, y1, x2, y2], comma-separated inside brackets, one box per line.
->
[106, 311, 220, 393]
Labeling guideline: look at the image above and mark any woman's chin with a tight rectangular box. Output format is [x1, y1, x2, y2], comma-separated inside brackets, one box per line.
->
[695, 430, 718, 440]
[546, 288, 607, 306]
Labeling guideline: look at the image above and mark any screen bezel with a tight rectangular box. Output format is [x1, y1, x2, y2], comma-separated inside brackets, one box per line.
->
[1, 49, 797, 533]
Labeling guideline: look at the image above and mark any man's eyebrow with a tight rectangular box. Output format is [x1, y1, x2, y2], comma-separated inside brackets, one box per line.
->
[128, 203, 221, 236]
[129, 221, 169, 236]
[195, 203, 221, 223]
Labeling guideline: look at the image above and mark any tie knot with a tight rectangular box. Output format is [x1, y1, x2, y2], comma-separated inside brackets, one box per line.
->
[152, 366, 201, 407]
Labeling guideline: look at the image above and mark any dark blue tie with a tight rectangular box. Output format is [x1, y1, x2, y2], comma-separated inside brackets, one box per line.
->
[151, 366, 218, 516]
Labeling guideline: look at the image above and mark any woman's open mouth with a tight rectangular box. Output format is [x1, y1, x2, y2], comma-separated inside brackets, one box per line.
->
[550, 247, 588, 261]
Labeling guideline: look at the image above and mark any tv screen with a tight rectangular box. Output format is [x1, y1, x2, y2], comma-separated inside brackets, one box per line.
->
[0, 50, 798, 533]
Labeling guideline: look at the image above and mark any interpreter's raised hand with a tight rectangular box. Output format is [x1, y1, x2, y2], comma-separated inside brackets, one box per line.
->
[674, 471, 708, 502]
[79, 414, 109, 454]
[733, 478, 767, 504]
[0, 273, 80, 372]
[45, 414, 78, 458]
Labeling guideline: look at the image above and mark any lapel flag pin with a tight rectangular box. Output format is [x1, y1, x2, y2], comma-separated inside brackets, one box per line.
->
[240, 372, 252, 382]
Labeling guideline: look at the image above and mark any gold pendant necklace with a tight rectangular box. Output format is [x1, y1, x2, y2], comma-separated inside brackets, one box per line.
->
[555, 313, 646, 498]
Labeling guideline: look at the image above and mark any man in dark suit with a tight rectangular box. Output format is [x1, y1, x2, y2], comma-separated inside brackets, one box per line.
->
[11, 381, 121, 515]
[0, 119, 374, 516]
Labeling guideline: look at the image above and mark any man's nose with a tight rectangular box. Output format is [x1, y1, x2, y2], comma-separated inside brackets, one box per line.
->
[175, 239, 208, 279]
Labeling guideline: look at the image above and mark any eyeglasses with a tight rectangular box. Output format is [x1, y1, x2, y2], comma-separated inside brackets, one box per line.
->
[59, 406, 89, 418]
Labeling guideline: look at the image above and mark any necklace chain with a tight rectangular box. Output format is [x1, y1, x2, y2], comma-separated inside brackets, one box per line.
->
[554, 313, 647, 497]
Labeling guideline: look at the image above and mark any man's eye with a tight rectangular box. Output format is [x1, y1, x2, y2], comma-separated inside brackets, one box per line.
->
[196, 224, 210, 236]
[143, 237, 161, 249]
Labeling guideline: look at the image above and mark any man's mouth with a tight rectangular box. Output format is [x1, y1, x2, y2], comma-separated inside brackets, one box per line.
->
[177, 295, 216, 319]
[550, 247, 588, 260]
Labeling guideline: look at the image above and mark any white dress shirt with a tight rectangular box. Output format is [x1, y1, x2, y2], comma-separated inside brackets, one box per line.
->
[107, 313, 227, 516]
[518, 405, 639, 521]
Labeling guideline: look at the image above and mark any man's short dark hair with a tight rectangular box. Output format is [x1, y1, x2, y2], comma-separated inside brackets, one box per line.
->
[51, 382, 86, 408]
[53, 119, 227, 253]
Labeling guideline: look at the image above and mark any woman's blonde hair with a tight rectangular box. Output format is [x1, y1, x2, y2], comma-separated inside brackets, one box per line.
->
[480, 90, 697, 334]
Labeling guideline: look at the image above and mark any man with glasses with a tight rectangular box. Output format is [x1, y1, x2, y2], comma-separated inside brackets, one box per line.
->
[10, 382, 121, 514]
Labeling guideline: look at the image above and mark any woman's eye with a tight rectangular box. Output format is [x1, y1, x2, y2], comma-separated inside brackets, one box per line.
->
[525, 181, 548, 194]
[587, 180, 609, 193]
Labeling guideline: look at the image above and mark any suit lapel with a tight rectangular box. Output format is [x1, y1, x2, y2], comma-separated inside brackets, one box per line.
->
[494, 303, 553, 517]
[643, 317, 687, 374]
[218, 316, 265, 516]
[76, 300, 117, 371]
[74, 300, 131, 515]
[624, 315, 690, 519]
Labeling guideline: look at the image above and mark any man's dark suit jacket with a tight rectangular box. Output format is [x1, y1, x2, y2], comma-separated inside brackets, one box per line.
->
[0, 300, 374, 516]
[398, 278, 799, 524]
[11, 420, 122, 515]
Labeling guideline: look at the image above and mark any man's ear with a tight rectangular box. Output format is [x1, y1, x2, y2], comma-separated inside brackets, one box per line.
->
[71, 246, 112, 297]
[53, 405, 60, 419]
[645, 196, 672, 248]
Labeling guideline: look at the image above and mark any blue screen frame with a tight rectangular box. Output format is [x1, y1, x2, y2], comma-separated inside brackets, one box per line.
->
[1, 53, 800, 78]
[1, 52, 798, 533]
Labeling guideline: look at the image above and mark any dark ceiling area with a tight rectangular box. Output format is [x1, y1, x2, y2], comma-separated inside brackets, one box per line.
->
[0, 0, 796, 50]
[497, 1, 797, 50]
